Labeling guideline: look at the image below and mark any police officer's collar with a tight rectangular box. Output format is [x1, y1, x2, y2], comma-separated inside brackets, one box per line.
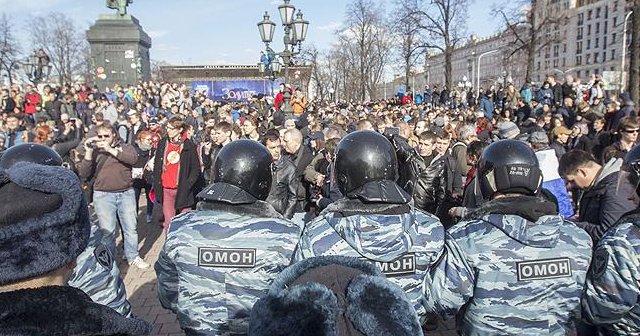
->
[197, 182, 258, 205]
[347, 180, 411, 205]
[196, 199, 283, 219]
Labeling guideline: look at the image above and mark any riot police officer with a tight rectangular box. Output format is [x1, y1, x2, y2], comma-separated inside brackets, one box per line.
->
[423, 139, 593, 335]
[294, 130, 445, 321]
[0, 143, 134, 317]
[155, 139, 299, 335]
[582, 144, 640, 334]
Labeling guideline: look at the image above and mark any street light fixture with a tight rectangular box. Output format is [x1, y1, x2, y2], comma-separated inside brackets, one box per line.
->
[257, 0, 309, 86]
[476, 49, 500, 99]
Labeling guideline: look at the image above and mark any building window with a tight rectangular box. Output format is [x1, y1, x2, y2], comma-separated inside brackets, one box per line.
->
[553, 45, 559, 57]
[576, 56, 582, 66]
[563, 44, 567, 53]
[613, 17, 618, 27]
[614, 1, 618, 12]
[596, 7, 601, 18]
[596, 22, 600, 34]
[577, 27, 583, 39]
[594, 52, 599, 63]
[578, 13, 584, 25]
[612, 33, 617, 44]
[595, 37, 599, 48]
[604, 36, 608, 49]
[587, 40, 591, 50]
[562, 57, 566, 67]
[553, 59, 559, 68]
[604, 21, 608, 34]
[537, 62, 541, 71]
[587, 25, 592, 35]
[603, 51, 607, 60]
[586, 54, 591, 64]
[588, 10, 592, 20]
[612, 49, 616, 60]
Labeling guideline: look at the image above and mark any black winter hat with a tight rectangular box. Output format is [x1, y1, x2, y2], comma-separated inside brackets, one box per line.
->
[0, 162, 90, 285]
[249, 256, 423, 336]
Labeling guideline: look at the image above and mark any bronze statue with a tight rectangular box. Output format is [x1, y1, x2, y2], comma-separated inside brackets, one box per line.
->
[106, 0, 133, 16]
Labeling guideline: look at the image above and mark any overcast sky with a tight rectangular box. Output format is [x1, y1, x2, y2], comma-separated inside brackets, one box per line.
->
[4, 0, 502, 65]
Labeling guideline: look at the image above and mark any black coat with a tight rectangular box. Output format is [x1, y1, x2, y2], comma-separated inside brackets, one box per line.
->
[266, 156, 297, 219]
[576, 167, 638, 242]
[0, 285, 151, 335]
[153, 137, 205, 211]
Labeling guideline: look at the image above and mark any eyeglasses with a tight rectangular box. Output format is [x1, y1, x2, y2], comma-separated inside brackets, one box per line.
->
[622, 129, 640, 134]
[97, 134, 111, 139]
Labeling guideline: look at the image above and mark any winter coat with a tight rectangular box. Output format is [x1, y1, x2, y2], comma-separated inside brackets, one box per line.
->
[294, 198, 444, 319]
[0, 285, 151, 335]
[266, 156, 297, 219]
[575, 158, 638, 241]
[479, 96, 494, 120]
[153, 137, 205, 211]
[424, 196, 592, 335]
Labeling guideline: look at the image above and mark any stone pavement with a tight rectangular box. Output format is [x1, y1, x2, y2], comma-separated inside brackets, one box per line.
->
[115, 209, 458, 336]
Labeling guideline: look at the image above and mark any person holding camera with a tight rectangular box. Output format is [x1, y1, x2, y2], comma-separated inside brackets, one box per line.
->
[77, 123, 149, 269]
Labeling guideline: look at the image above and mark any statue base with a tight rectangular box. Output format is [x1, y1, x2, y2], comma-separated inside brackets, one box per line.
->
[86, 14, 152, 89]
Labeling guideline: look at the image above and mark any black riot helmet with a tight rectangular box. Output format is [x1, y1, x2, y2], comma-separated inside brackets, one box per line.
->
[0, 143, 63, 170]
[335, 130, 410, 204]
[478, 139, 543, 199]
[197, 140, 272, 204]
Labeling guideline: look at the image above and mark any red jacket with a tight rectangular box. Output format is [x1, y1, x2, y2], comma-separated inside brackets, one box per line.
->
[24, 91, 41, 115]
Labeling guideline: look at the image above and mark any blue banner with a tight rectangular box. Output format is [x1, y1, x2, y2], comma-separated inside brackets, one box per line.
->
[191, 80, 281, 102]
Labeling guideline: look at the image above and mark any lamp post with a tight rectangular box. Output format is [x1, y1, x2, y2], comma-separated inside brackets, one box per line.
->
[621, 10, 633, 93]
[476, 49, 500, 99]
[257, 0, 309, 86]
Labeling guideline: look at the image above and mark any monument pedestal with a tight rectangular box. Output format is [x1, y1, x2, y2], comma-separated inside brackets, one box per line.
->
[87, 14, 152, 89]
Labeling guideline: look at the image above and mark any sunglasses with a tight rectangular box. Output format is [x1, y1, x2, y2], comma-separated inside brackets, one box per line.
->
[622, 129, 640, 134]
[97, 134, 111, 139]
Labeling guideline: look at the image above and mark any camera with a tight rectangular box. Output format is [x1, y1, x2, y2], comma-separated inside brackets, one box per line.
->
[86, 140, 96, 149]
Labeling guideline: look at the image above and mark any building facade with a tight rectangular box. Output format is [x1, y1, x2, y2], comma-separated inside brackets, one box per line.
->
[388, 0, 632, 96]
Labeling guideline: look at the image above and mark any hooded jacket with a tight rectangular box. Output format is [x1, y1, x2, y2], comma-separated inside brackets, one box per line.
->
[294, 198, 444, 318]
[424, 196, 593, 335]
[575, 158, 638, 241]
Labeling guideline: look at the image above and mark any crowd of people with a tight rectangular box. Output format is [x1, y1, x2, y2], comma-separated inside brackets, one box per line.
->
[1, 72, 640, 335]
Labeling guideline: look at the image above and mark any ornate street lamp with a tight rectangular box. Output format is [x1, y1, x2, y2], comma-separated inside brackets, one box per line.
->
[257, 0, 309, 86]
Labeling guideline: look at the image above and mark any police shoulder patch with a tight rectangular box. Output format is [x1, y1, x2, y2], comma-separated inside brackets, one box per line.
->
[591, 248, 609, 279]
[372, 253, 416, 277]
[516, 257, 572, 281]
[198, 247, 256, 268]
[93, 244, 113, 269]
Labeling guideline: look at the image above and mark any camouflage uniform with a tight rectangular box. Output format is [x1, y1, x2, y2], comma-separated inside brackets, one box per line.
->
[423, 199, 593, 335]
[155, 201, 299, 336]
[582, 210, 640, 335]
[294, 198, 444, 318]
[68, 206, 131, 317]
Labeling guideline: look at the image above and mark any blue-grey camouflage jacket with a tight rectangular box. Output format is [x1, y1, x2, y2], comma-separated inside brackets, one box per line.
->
[582, 210, 640, 335]
[68, 207, 131, 317]
[155, 200, 299, 336]
[423, 197, 593, 335]
[294, 198, 445, 318]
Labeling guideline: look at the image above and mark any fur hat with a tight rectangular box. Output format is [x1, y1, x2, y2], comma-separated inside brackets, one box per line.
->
[249, 256, 423, 336]
[0, 162, 90, 285]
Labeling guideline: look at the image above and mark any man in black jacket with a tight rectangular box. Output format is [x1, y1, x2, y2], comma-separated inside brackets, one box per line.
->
[559, 150, 637, 241]
[264, 133, 297, 218]
[282, 128, 314, 215]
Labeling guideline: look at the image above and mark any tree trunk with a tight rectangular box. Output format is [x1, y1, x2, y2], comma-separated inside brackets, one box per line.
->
[525, 0, 538, 83]
[444, 45, 453, 90]
[629, 0, 640, 102]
